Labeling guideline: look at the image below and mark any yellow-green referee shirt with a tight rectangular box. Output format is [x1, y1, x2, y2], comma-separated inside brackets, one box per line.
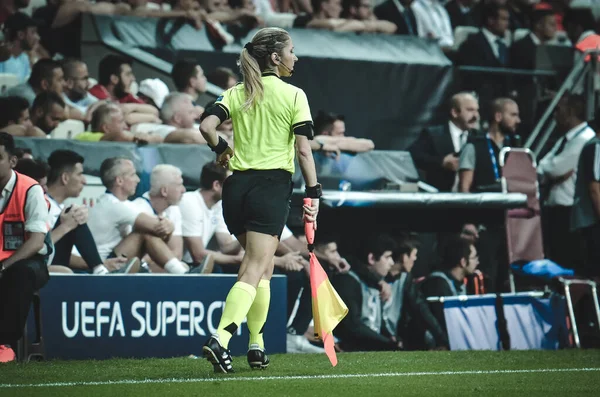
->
[207, 73, 313, 174]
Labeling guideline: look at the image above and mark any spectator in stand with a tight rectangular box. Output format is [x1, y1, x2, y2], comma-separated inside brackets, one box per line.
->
[412, 0, 454, 48]
[511, 7, 557, 70]
[341, 0, 397, 33]
[250, 0, 300, 29]
[311, 111, 375, 154]
[89, 55, 144, 104]
[563, 7, 597, 49]
[374, 0, 419, 36]
[137, 78, 170, 110]
[5, 59, 64, 106]
[308, 0, 394, 32]
[331, 234, 399, 351]
[0, 12, 38, 83]
[571, 108, 600, 278]
[44, 150, 139, 274]
[0, 96, 45, 137]
[87, 157, 190, 274]
[445, 0, 478, 29]
[61, 58, 100, 115]
[152, 93, 206, 144]
[538, 94, 595, 269]
[0, 0, 28, 24]
[30, 92, 66, 135]
[383, 235, 448, 350]
[420, 235, 479, 339]
[409, 92, 479, 192]
[127, 0, 205, 28]
[207, 66, 238, 90]
[171, 60, 207, 112]
[77, 103, 161, 143]
[129, 164, 188, 272]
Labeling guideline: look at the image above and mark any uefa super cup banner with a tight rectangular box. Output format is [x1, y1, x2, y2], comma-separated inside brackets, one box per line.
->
[34, 274, 287, 360]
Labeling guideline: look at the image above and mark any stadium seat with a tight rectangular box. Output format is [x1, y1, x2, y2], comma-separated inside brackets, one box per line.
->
[50, 120, 85, 140]
[453, 26, 479, 50]
[0, 73, 19, 95]
[16, 292, 45, 363]
[500, 148, 544, 291]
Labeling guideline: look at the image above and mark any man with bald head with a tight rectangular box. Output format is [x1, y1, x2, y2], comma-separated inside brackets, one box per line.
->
[409, 92, 479, 192]
[458, 97, 520, 292]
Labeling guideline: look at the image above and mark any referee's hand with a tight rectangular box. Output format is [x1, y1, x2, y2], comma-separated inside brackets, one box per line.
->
[303, 198, 319, 226]
[217, 147, 234, 168]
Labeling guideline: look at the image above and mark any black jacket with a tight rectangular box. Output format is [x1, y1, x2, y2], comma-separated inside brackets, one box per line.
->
[409, 123, 457, 192]
[374, 0, 418, 36]
[510, 34, 537, 71]
[445, 0, 477, 29]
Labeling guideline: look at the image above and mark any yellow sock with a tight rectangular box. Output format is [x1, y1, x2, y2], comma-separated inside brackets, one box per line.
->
[216, 281, 257, 348]
[247, 279, 271, 349]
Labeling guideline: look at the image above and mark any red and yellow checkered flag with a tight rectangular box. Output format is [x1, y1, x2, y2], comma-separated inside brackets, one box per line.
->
[304, 198, 348, 366]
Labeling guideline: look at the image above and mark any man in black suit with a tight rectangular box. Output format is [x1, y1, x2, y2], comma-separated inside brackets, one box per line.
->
[445, 0, 477, 29]
[374, 0, 418, 36]
[510, 8, 557, 70]
[409, 92, 480, 192]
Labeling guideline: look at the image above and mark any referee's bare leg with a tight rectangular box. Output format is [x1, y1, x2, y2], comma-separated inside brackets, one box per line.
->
[204, 231, 278, 371]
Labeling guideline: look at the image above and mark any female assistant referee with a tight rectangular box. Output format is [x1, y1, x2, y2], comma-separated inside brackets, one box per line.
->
[199, 27, 321, 373]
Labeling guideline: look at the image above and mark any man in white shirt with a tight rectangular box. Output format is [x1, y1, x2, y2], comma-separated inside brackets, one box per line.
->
[538, 94, 595, 268]
[130, 164, 186, 271]
[180, 162, 243, 270]
[411, 0, 454, 48]
[87, 157, 189, 274]
[0, 132, 51, 348]
[45, 150, 137, 274]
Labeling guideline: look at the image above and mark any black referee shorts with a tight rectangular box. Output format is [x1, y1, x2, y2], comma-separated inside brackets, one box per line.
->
[222, 169, 293, 239]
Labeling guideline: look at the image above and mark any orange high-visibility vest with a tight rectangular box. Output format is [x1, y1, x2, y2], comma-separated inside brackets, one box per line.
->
[0, 172, 45, 261]
[576, 33, 600, 62]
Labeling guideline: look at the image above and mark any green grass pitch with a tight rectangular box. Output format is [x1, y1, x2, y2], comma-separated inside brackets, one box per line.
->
[1, 350, 599, 396]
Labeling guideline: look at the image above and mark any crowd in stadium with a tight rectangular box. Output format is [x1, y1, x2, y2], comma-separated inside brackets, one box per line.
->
[1, 0, 600, 361]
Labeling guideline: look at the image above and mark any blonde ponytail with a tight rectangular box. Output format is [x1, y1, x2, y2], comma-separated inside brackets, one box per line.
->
[239, 48, 264, 112]
[237, 27, 291, 112]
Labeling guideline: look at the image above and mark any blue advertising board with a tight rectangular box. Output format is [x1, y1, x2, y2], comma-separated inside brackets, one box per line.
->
[35, 274, 287, 359]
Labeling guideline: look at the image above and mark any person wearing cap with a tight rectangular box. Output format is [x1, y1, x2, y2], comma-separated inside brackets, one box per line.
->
[199, 27, 320, 373]
[0, 12, 39, 83]
[137, 78, 170, 109]
[61, 58, 99, 115]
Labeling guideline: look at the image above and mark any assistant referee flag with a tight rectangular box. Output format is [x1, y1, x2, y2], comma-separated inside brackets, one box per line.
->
[304, 199, 348, 367]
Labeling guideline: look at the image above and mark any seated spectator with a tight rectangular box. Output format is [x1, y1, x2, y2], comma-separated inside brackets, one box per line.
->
[207, 66, 238, 90]
[384, 235, 448, 350]
[412, 0, 454, 48]
[30, 92, 66, 135]
[409, 92, 479, 192]
[87, 157, 189, 274]
[127, 0, 205, 29]
[510, 7, 557, 70]
[420, 235, 479, 337]
[171, 60, 207, 111]
[179, 161, 243, 269]
[308, 0, 392, 32]
[0, 12, 38, 83]
[5, 58, 64, 106]
[250, 0, 300, 29]
[202, 0, 261, 32]
[331, 234, 400, 351]
[152, 93, 206, 144]
[0, 96, 45, 137]
[89, 55, 145, 104]
[137, 78, 170, 110]
[445, 0, 478, 29]
[44, 150, 138, 274]
[311, 111, 375, 153]
[0, 132, 51, 353]
[129, 164, 187, 272]
[78, 103, 161, 143]
[341, 0, 397, 33]
[373, 0, 418, 36]
[61, 58, 100, 115]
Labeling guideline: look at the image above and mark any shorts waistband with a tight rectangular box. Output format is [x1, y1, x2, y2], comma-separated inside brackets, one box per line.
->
[232, 169, 292, 179]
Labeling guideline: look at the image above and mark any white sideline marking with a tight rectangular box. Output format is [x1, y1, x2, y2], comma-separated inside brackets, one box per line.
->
[1, 367, 598, 389]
